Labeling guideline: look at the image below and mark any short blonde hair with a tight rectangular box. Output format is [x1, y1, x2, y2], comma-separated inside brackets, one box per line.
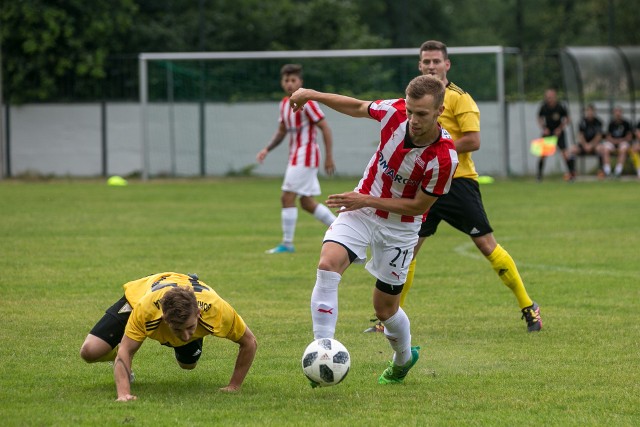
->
[406, 74, 445, 107]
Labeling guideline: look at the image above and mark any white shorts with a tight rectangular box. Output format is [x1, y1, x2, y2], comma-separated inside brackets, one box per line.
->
[281, 165, 321, 196]
[323, 208, 420, 286]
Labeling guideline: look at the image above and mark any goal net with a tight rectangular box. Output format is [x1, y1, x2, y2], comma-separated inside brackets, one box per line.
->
[138, 47, 523, 179]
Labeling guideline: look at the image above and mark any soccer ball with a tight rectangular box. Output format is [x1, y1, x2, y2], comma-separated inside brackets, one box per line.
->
[301, 338, 351, 387]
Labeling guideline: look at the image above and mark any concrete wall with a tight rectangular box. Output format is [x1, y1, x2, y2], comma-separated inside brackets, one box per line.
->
[6, 101, 576, 178]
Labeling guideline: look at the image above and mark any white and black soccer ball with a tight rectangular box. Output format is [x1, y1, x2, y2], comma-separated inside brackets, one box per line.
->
[302, 338, 351, 387]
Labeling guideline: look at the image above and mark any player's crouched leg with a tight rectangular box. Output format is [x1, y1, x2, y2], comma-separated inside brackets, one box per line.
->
[80, 335, 118, 363]
[174, 338, 203, 370]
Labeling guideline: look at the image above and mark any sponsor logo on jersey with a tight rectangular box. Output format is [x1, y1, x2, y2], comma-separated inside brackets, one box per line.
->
[197, 301, 212, 312]
[378, 152, 421, 187]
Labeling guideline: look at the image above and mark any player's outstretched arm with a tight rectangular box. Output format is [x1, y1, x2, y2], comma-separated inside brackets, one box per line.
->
[220, 327, 257, 392]
[114, 335, 142, 402]
[289, 88, 371, 119]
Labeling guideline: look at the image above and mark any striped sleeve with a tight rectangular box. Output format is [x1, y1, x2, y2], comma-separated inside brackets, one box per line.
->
[421, 146, 458, 197]
[304, 100, 325, 123]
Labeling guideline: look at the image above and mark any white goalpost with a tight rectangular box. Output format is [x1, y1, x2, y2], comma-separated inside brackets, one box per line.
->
[138, 47, 524, 180]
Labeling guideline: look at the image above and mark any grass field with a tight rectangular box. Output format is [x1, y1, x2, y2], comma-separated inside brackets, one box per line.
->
[1, 176, 639, 426]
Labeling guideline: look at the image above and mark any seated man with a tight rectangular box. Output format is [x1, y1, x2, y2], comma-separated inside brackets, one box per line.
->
[569, 104, 604, 178]
[599, 106, 632, 178]
[80, 272, 257, 401]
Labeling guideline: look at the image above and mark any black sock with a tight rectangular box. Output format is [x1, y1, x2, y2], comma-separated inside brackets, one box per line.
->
[537, 157, 546, 178]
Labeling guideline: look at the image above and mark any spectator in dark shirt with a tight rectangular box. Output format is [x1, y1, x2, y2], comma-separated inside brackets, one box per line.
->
[600, 106, 632, 178]
[568, 104, 604, 178]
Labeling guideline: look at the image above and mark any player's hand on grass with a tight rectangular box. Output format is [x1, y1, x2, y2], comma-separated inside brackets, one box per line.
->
[219, 385, 240, 392]
[116, 394, 137, 402]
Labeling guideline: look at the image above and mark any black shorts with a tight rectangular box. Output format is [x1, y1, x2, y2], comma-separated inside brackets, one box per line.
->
[575, 144, 599, 156]
[419, 178, 493, 238]
[556, 132, 567, 150]
[89, 295, 131, 348]
[90, 295, 204, 365]
[170, 338, 204, 365]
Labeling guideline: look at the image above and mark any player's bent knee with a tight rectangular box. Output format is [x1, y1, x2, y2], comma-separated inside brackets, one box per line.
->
[79, 345, 94, 363]
[80, 334, 117, 363]
[79, 344, 102, 363]
[373, 280, 402, 321]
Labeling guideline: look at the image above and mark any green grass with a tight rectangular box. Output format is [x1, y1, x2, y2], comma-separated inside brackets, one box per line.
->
[1, 176, 639, 426]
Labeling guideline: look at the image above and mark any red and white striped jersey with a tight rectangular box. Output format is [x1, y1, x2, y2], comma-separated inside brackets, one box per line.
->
[355, 98, 458, 223]
[279, 97, 325, 168]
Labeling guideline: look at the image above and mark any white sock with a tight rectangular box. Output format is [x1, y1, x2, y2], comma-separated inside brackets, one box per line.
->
[614, 163, 623, 176]
[310, 269, 341, 339]
[603, 164, 611, 175]
[383, 307, 412, 366]
[313, 203, 337, 227]
[281, 207, 298, 245]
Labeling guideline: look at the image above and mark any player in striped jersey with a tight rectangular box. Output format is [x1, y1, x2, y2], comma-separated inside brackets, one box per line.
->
[80, 272, 257, 400]
[366, 40, 541, 333]
[257, 64, 337, 254]
[290, 74, 458, 385]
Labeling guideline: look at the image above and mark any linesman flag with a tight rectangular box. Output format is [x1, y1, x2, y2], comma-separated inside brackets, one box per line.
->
[530, 136, 558, 157]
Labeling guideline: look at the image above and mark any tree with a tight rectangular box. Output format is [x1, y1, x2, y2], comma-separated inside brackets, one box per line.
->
[2, 0, 639, 103]
[1, 0, 136, 103]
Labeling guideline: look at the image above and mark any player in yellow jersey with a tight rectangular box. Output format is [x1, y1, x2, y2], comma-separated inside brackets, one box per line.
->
[80, 272, 257, 401]
[365, 40, 542, 333]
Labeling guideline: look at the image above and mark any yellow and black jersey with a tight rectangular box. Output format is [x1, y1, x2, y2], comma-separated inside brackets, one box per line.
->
[123, 272, 246, 347]
[440, 82, 481, 180]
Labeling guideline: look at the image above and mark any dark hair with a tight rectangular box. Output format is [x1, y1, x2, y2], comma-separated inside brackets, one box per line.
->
[419, 40, 448, 60]
[280, 63, 303, 77]
[406, 75, 445, 107]
[160, 287, 199, 327]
